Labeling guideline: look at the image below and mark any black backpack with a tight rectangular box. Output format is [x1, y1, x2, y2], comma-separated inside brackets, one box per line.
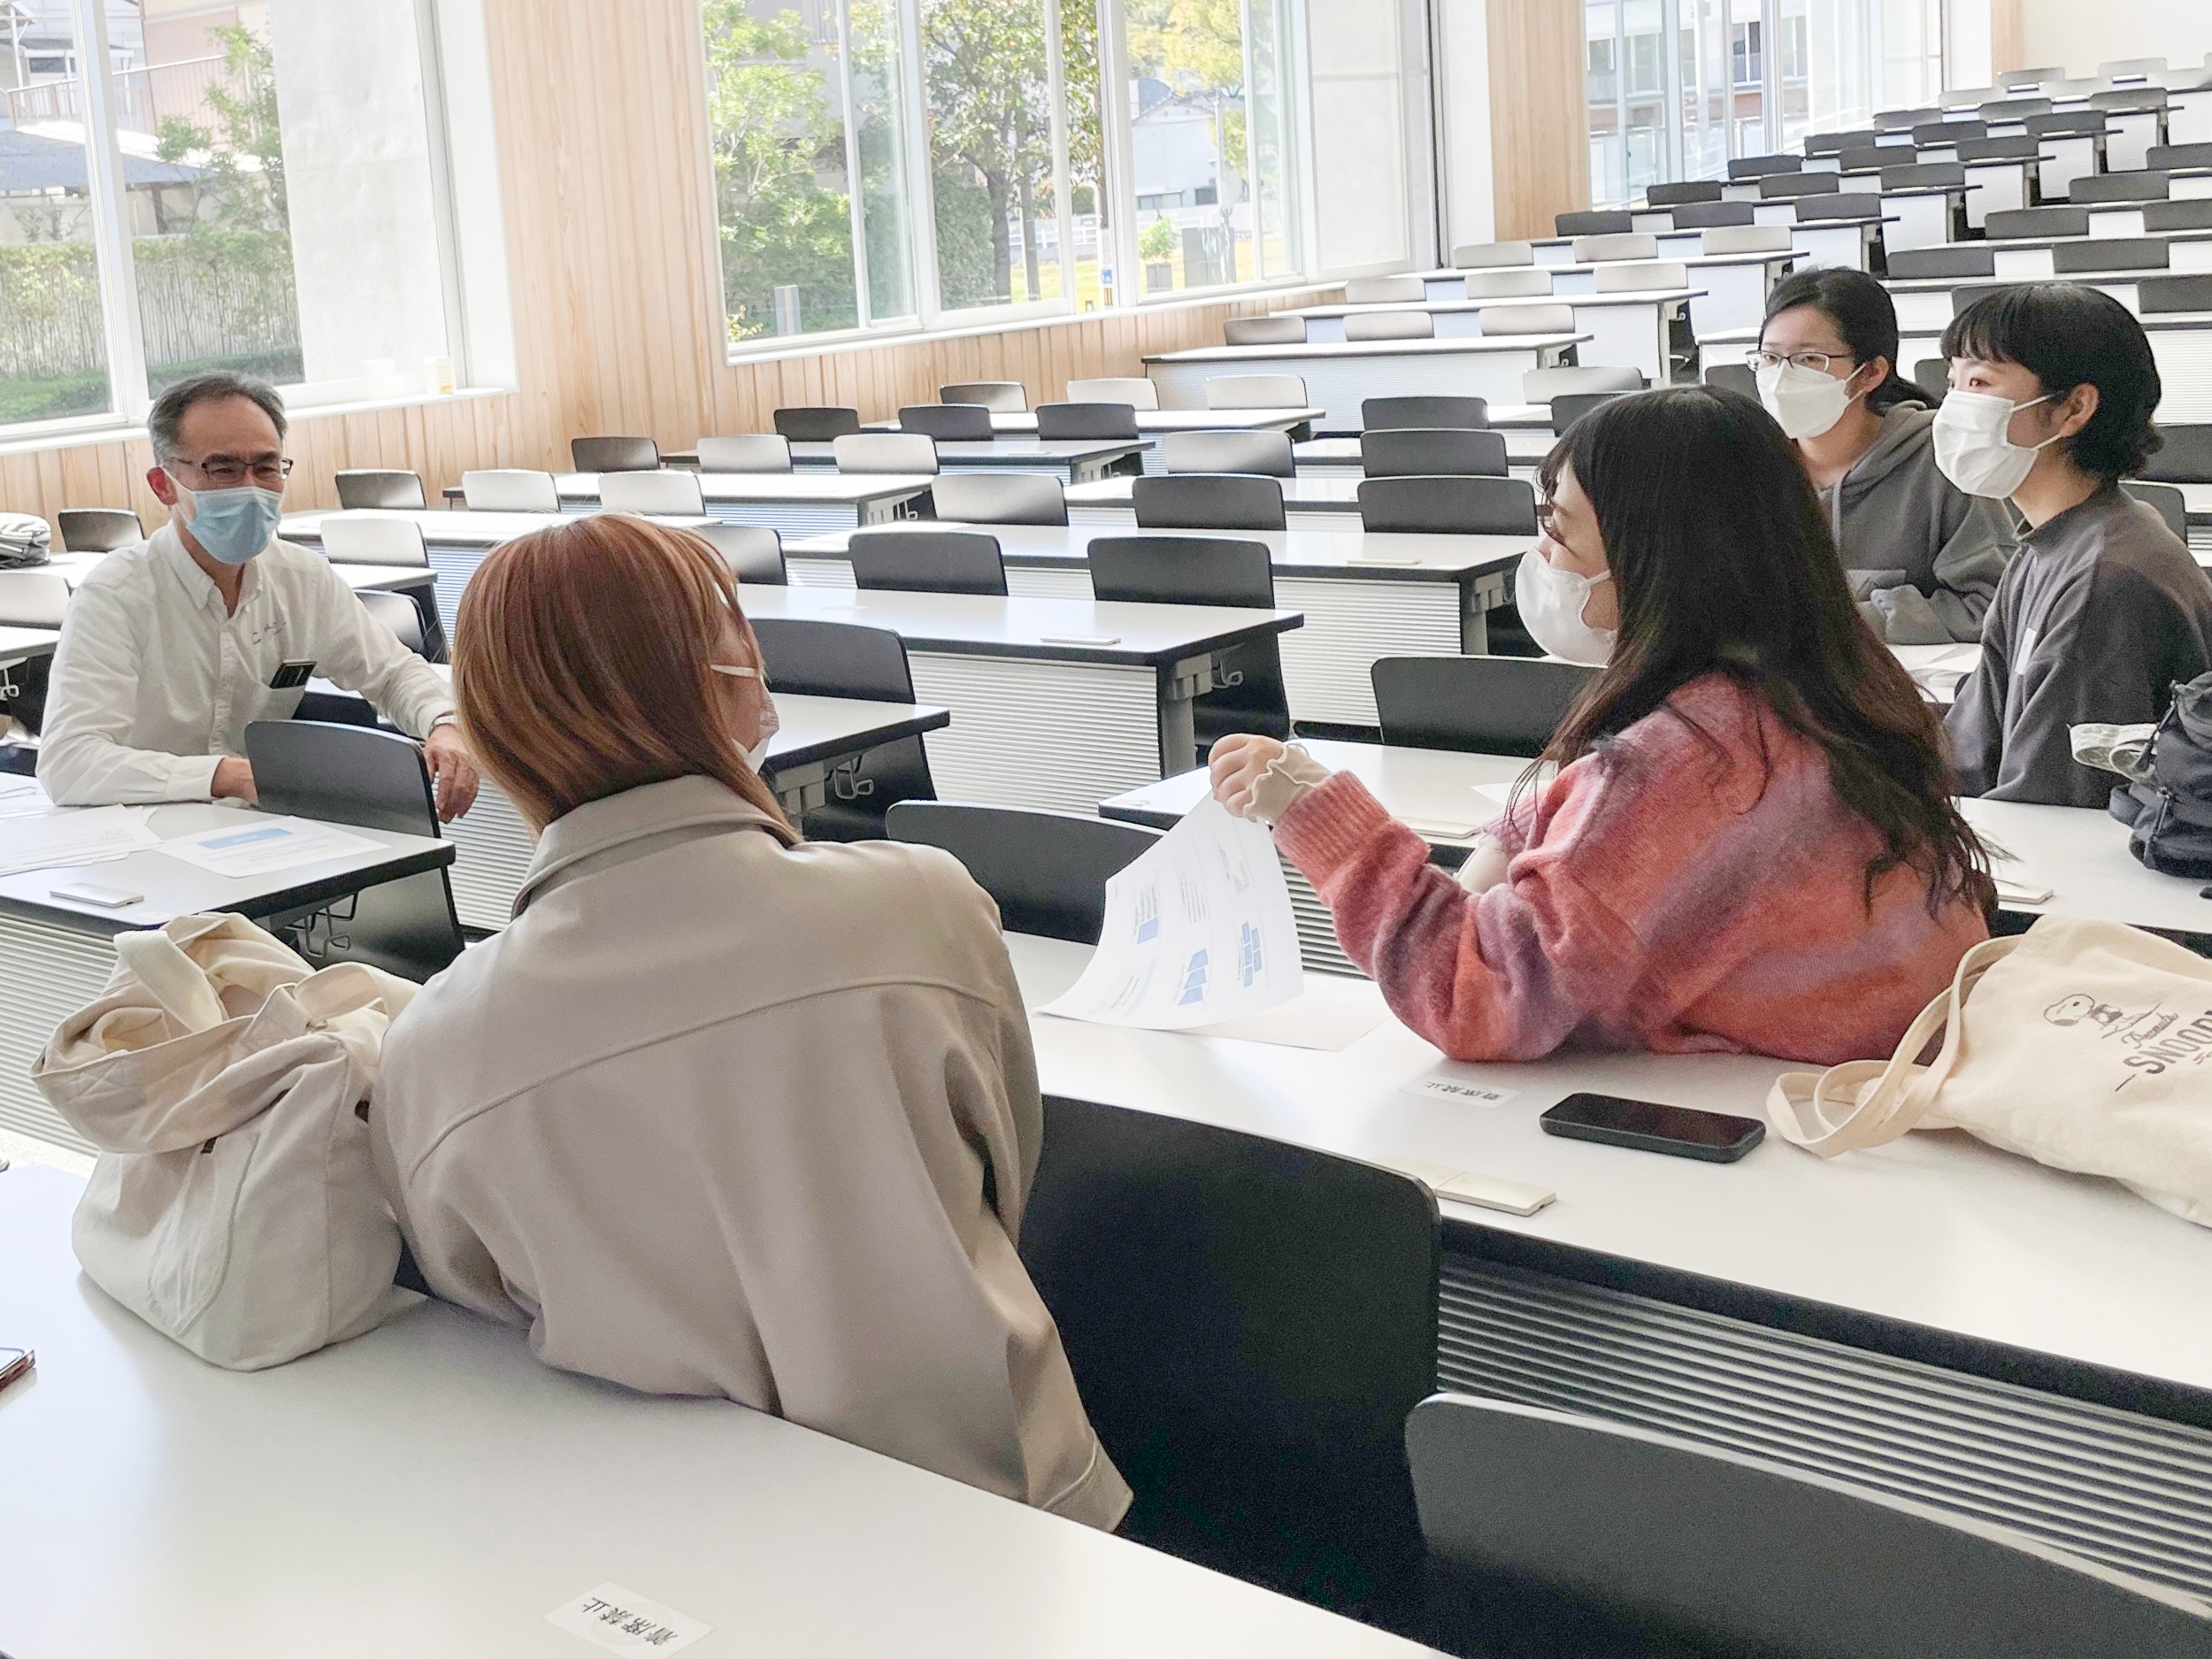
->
[2109, 672, 2212, 878]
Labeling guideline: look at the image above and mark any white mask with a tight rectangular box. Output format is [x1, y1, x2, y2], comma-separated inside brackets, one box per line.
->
[710, 663, 780, 771]
[1756, 358, 1859, 441]
[1516, 546, 1617, 666]
[1932, 388, 2058, 499]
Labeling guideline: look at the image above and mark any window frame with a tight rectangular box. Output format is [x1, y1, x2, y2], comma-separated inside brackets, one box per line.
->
[713, 0, 1314, 364]
[0, 0, 476, 444]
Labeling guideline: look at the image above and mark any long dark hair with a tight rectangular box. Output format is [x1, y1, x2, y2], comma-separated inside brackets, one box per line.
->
[1760, 267, 1922, 415]
[1532, 387, 1992, 913]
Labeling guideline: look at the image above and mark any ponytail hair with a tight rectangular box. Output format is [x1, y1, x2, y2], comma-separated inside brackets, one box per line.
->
[1762, 267, 1922, 414]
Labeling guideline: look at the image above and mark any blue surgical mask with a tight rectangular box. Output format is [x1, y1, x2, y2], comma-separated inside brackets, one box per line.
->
[168, 474, 284, 565]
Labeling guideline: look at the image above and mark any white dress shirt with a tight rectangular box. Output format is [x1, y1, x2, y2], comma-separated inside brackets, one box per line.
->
[38, 520, 456, 805]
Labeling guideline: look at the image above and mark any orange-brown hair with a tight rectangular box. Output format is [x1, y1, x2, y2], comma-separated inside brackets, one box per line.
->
[452, 513, 798, 839]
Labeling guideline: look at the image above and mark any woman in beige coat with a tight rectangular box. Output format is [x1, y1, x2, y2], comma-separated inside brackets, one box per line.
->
[371, 514, 1129, 1530]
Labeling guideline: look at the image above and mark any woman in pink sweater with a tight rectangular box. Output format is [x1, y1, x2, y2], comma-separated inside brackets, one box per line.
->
[1212, 386, 1993, 1066]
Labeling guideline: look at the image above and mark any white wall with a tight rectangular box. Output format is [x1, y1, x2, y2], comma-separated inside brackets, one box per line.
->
[1433, 0, 1494, 256]
[1304, 0, 1414, 272]
[2016, 0, 2211, 79]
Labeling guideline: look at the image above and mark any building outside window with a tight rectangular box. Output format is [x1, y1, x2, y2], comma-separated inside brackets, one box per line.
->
[1, 0, 460, 435]
[1585, 0, 1934, 206]
[705, 0, 1302, 350]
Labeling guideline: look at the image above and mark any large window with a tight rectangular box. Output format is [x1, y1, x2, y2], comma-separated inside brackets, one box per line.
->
[705, 0, 1302, 349]
[1, 0, 463, 435]
[1586, 0, 1938, 205]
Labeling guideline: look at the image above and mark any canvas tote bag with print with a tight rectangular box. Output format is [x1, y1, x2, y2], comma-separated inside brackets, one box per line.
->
[1766, 915, 2212, 1226]
[33, 913, 419, 1370]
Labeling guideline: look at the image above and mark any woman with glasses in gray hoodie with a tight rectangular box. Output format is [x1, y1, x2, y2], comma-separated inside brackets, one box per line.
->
[1753, 267, 2015, 644]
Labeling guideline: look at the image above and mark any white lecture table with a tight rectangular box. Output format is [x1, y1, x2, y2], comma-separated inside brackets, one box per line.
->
[300, 672, 953, 933]
[784, 436, 1147, 483]
[1280, 288, 1701, 388]
[0, 1164, 1435, 1659]
[0, 626, 57, 682]
[672, 411, 1328, 473]
[1418, 249, 1797, 337]
[1007, 929, 2212, 1598]
[1292, 434, 1552, 480]
[1064, 472, 1444, 533]
[1142, 335, 1589, 435]
[784, 521, 1523, 726]
[280, 509, 718, 633]
[734, 585, 1302, 812]
[432, 472, 933, 535]
[0, 795, 450, 1157]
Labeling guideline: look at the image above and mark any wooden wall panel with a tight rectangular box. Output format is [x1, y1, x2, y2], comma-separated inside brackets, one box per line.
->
[0, 0, 1338, 528]
[1486, 0, 1589, 241]
[1990, 0, 2024, 76]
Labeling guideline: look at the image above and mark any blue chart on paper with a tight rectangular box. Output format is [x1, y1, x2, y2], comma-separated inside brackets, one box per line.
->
[1238, 921, 1263, 987]
[1178, 949, 1210, 1006]
[1134, 887, 1160, 944]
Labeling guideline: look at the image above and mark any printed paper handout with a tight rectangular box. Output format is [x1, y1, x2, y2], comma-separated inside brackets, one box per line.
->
[157, 816, 384, 879]
[1041, 796, 1303, 1029]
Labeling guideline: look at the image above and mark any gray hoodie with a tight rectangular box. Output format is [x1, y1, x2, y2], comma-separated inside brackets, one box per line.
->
[1822, 403, 2017, 644]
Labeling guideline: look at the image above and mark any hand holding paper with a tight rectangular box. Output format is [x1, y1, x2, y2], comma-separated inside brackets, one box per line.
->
[1041, 796, 1304, 1030]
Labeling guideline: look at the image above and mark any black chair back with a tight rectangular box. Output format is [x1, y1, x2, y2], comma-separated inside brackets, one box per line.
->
[2140, 275, 2212, 316]
[1762, 172, 1839, 198]
[56, 508, 142, 553]
[1550, 391, 1624, 435]
[1409, 1394, 2212, 1659]
[1022, 1094, 1439, 1619]
[334, 470, 427, 511]
[2140, 425, 2212, 484]
[750, 617, 933, 840]
[1161, 429, 1295, 478]
[1371, 656, 1596, 757]
[1358, 475, 1537, 535]
[848, 529, 1008, 595]
[1363, 395, 1488, 431]
[773, 405, 863, 441]
[1360, 427, 1507, 479]
[940, 380, 1026, 411]
[571, 435, 659, 472]
[1703, 361, 1755, 398]
[1132, 473, 1286, 532]
[2148, 142, 2212, 171]
[701, 523, 787, 584]
[1728, 154, 1801, 178]
[1984, 205, 2089, 238]
[2070, 170, 2171, 204]
[1087, 535, 1289, 743]
[1668, 200, 1755, 228]
[2145, 199, 2212, 234]
[899, 403, 995, 441]
[886, 803, 1158, 942]
[1555, 209, 1632, 236]
[2052, 236, 2167, 273]
[1796, 191, 1881, 220]
[1957, 134, 2039, 161]
[1644, 180, 1724, 205]
[928, 471, 1069, 525]
[1913, 357, 1950, 403]
[358, 589, 426, 657]
[242, 721, 464, 982]
[2124, 483, 2188, 544]
[1035, 402, 1141, 440]
[1888, 244, 1995, 279]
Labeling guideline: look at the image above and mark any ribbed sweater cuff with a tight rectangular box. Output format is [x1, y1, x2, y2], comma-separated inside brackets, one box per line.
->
[1272, 770, 1401, 886]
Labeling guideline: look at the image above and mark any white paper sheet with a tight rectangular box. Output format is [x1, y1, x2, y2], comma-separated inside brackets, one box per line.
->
[544, 1583, 713, 1655]
[0, 806, 161, 876]
[1182, 972, 1392, 1050]
[1041, 796, 1303, 1030]
[157, 816, 384, 879]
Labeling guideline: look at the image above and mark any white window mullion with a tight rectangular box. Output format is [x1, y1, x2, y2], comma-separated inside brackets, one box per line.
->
[1097, 0, 1141, 308]
[413, 0, 472, 383]
[896, 0, 942, 327]
[834, 0, 875, 327]
[71, 0, 149, 418]
[1042, 0, 1077, 309]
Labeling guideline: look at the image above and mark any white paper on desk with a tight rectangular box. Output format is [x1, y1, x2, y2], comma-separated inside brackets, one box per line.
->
[0, 805, 160, 875]
[0, 774, 48, 818]
[157, 816, 382, 879]
[1041, 795, 1302, 1029]
[1183, 972, 1391, 1050]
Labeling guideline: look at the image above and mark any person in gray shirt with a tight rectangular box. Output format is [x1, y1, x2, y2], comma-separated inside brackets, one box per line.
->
[1755, 269, 2014, 643]
[1939, 285, 2212, 807]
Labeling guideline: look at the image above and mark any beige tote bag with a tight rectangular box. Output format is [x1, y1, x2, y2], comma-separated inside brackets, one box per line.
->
[33, 913, 419, 1369]
[1767, 916, 2212, 1226]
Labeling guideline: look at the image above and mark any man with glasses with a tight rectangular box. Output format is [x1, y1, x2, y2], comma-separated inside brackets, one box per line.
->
[39, 371, 479, 819]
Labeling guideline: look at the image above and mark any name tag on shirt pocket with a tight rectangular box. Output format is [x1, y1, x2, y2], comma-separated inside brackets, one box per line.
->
[267, 660, 317, 691]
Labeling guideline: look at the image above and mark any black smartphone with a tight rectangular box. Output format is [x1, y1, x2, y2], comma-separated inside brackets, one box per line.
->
[0, 1347, 32, 1394]
[1540, 1092, 1765, 1164]
[267, 660, 317, 691]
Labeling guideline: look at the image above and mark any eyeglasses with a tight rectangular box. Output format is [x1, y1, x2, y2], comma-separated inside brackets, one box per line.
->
[167, 455, 295, 489]
[1745, 349, 1854, 375]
